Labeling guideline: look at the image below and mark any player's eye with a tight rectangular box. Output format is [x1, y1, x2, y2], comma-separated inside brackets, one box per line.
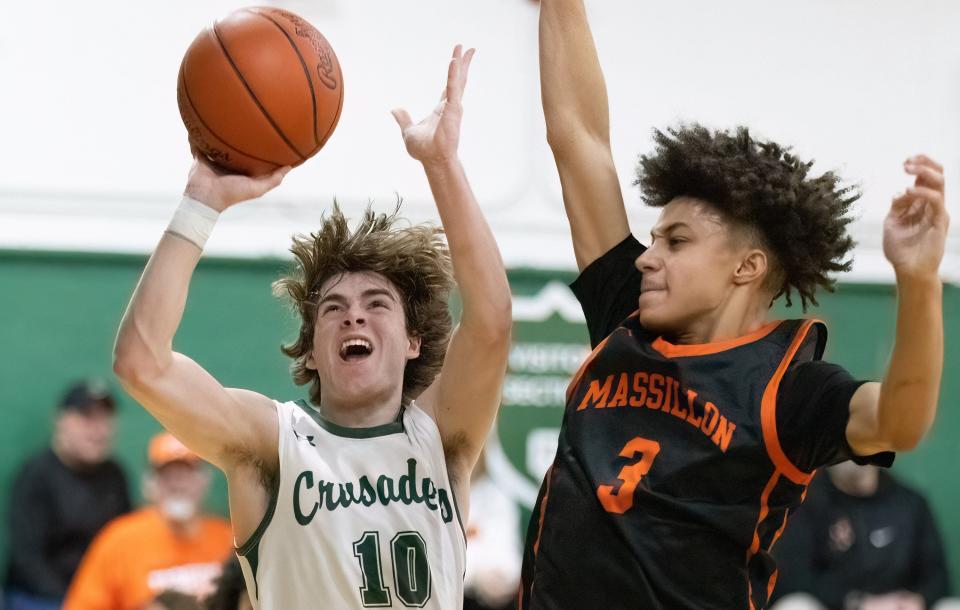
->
[323, 304, 341, 314]
[369, 300, 387, 309]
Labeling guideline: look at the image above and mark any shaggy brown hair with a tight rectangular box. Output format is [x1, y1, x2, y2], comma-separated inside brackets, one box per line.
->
[636, 124, 859, 310]
[273, 204, 454, 406]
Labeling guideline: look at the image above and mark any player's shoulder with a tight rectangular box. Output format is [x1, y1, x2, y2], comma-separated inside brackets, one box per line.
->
[272, 397, 297, 411]
[782, 359, 855, 389]
[403, 401, 441, 436]
[571, 234, 644, 294]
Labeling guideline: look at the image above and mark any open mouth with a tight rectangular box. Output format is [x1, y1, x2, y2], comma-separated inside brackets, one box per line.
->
[339, 338, 373, 362]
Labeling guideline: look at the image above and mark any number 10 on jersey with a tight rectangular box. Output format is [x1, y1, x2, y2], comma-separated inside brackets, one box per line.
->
[353, 531, 432, 607]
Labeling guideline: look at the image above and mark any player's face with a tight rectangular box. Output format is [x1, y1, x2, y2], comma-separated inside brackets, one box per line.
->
[307, 271, 420, 408]
[635, 197, 750, 336]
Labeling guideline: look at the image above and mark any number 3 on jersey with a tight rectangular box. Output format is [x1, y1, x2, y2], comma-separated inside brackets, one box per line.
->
[597, 437, 661, 514]
[353, 531, 431, 607]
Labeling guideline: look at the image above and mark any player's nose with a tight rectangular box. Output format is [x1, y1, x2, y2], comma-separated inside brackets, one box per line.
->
[635, 248, 658, 273]
[340, 305, 366, 326]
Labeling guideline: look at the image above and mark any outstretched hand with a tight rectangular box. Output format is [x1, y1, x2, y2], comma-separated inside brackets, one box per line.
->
[392, 45, 475, 166]
[883, 154, 950, 278]
[184, 148, 291, 213]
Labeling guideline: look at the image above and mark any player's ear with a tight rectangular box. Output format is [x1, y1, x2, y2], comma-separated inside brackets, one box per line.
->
[305, 351, 317, 371]
[407, 334, 422, 360]
[733, 249, 768, 286]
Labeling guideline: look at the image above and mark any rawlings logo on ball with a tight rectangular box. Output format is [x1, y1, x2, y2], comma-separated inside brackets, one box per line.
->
[317, 54, 337, 90]
[272, 9, 340, 90]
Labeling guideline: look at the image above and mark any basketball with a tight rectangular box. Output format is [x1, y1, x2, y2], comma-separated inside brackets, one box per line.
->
[177, 7, 343, 176]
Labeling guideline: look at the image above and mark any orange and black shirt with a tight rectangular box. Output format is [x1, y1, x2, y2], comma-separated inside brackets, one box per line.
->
[520, 235, 893, 610]
[63, 508, 233, 610]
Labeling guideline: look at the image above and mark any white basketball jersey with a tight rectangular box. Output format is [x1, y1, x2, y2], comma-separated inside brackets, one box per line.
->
[237, 399, 467, 610]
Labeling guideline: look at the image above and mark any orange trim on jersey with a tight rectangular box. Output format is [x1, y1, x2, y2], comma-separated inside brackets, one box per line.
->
[760, 319, 819, 485]
[532, 465, 555, 556]
[745, 470, 781, 610]
[765, 474, 815, 599]
[651, 320, 783, 358]
[566, 335, 614, 403]
[524, 464, 556, 607]
[766, 569, 779, 604]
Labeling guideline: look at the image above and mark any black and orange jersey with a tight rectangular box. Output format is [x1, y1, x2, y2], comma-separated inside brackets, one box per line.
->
[520, 236, 893, 610]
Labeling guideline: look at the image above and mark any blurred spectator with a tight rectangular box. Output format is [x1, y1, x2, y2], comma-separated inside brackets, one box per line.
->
[771, 462, 951, 610]
[4, 379, 130, 610]
[142, 591, 201, 610]
[63, 432, 233, 610]
[203, 559, 250, 610]
[463, 450, 522, 610]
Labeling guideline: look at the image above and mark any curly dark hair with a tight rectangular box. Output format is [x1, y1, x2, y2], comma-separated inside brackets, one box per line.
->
[273, 203, 454, 406]
[635, 124, 859, 309]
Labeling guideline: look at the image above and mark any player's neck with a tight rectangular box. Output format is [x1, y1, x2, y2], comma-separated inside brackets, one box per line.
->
[317, 391, 404, 429]
[670, 295, 771, 345]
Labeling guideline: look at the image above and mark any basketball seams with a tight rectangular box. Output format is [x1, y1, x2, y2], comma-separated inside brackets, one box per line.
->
[179, 59, 284, 169]
[312, 81, 344, 156]
[211, 21, 306, 161]
[247, 8, 320, 150]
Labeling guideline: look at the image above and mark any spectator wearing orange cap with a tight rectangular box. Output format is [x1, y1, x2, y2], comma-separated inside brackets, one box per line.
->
[63, 433, 233, 610]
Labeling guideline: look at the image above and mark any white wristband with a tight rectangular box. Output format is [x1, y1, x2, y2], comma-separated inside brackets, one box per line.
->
[166, 196, 220, 249]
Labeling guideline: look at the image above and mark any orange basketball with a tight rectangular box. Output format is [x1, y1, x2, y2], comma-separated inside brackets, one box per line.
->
[177, 7, 344, 176]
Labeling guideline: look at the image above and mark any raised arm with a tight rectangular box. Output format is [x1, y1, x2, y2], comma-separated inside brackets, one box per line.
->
[112, 160, 288, 521]
[846, 155, 949, 454]
[392, 46, 512, 489]
[541, 0, 630, 270]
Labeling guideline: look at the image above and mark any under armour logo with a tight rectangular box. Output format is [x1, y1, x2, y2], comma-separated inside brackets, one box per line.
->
[293, 429, 316, 447]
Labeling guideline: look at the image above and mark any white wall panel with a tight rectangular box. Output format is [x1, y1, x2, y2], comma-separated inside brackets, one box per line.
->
[0, 0, 957, 280]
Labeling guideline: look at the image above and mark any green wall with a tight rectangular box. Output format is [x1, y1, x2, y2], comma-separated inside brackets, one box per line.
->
[0, 250, 956, 589]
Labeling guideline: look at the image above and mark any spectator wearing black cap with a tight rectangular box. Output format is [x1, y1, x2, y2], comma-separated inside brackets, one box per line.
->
[3, 379, 131, 610]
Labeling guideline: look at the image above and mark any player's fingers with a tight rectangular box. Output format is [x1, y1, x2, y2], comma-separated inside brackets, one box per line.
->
[905, 164, 944, 191]
[906, 154, 944, 174]
[889, 191, 919, 217]
[446, 54, 460, 105]
[189, 143, 217, 172]
[906, 185, 945, 210]
[192, 151, 220, 174]
[459, 48, 476, 92]
[390, 108, 413, 131]
[265, 166, 292, 189]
